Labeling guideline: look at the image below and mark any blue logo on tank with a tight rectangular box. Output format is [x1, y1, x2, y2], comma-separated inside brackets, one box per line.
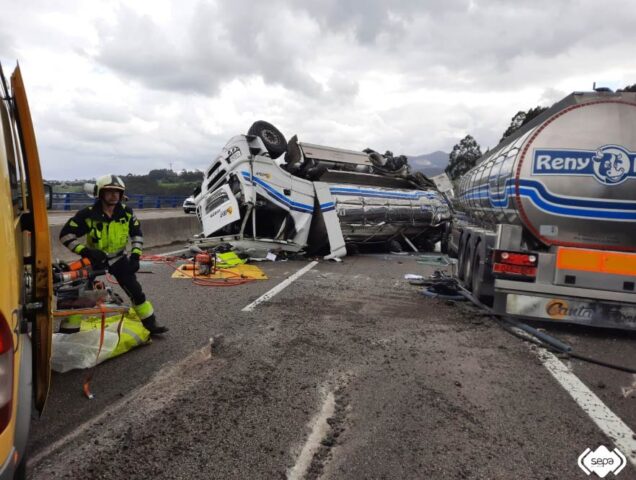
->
[532, 145, 635, 185]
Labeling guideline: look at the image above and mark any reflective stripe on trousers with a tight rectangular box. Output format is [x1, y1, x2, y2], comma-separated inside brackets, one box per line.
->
[133, 300, 154, 320]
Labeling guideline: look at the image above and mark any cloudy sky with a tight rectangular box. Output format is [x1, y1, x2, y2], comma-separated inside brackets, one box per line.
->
[1, 0, 635, 180]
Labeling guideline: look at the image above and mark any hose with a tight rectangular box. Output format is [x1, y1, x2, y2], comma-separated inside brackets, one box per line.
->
[425, 272, 636, 375]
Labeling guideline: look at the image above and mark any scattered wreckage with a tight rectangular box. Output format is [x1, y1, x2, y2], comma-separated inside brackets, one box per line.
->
[193, 121, 451, 259]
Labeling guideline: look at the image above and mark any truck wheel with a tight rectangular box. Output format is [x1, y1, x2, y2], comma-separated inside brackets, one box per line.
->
[471, 252, 494, 306]
[248, 120, 287, 159]
[440, 222, 451, 254]
[463, 243, 474, 289]
[457, 236, 468, 280]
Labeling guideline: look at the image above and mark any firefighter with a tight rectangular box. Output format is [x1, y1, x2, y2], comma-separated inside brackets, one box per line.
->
[59, 174, 169, 335]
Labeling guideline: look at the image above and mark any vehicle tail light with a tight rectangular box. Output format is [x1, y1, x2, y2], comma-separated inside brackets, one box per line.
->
[492, 250, 538, 281]
[0, 311, 14, 434]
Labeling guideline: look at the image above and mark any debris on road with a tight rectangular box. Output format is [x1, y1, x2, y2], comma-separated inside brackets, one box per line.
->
[191, 120, 451, 260]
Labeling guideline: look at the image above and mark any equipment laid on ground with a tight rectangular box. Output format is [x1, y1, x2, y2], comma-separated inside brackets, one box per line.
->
[171, 249, 265, 286]
[448, 89, 636, 330]
[52, 257, 151, 397]
[193, 122, 451, 259]
[53, 258, 112, 318]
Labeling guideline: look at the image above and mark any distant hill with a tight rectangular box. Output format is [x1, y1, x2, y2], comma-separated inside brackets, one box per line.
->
[407, 151, 449, 177]
[47, 169, 204, 197]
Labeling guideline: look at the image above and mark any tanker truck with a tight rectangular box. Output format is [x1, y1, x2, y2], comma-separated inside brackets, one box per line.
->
[193, 121, 451, 259]
[448, 89, 636, 330]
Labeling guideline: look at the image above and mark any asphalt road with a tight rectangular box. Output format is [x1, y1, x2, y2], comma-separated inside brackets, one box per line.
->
[28, 251, 636, 479]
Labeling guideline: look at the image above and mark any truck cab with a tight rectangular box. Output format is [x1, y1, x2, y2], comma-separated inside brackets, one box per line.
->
[0, 64, 52, 480]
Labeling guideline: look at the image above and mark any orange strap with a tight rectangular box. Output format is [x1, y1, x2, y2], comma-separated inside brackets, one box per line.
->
[82, 304, 125, 400]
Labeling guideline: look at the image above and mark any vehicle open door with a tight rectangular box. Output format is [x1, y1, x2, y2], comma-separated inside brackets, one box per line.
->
[11, 66, 52, 411]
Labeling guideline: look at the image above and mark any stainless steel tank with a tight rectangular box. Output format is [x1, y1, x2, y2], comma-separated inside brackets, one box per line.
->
[327, 182, 451, 242]
[455, 91, 636, 251]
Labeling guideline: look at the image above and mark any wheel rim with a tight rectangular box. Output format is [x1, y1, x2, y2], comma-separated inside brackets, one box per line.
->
[262, 129, 279, 145]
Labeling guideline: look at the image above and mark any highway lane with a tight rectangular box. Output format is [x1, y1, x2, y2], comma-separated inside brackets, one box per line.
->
[28, 251, 636, 479]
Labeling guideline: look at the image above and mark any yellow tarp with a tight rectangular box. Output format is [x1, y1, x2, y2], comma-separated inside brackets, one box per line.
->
[51, 309, 150, 373]
[171, 264, 268, 280]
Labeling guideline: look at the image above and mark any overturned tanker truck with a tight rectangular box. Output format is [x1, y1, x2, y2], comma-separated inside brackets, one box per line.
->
[193, 121, 451, 259]
[448, 89, 636, 330]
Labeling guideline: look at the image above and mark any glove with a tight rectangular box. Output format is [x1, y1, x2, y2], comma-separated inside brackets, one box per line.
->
[80, 248, 108, 269]
[129, 253, 140, 273]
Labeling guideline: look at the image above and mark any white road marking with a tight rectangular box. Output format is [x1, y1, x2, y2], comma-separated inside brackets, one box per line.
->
[288, 391, 335, 480]
[537, 350, 636, 467]
[242, 261, 318, 312]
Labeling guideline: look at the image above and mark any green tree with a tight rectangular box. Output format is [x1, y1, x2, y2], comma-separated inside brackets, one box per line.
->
[445, 135, 482, 180]
[618, 84, 636, 92]
[500, 106, 548, 143]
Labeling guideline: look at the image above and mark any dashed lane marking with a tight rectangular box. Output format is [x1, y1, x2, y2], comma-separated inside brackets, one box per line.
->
[538, 350, 636, 467]
[242, 261, 318, 312]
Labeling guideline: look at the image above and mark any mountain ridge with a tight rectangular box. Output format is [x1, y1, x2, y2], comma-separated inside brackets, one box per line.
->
[407, 150, 449, 176]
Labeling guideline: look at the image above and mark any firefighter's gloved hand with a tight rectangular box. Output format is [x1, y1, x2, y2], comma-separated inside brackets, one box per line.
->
[80, 248, 108, 269]
[129, 253, 140, 273]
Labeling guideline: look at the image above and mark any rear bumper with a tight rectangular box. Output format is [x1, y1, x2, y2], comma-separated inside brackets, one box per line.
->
[494, 279, 636, 329]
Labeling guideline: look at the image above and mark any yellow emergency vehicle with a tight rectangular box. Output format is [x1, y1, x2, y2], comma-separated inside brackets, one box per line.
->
[0, 64, 52, 479]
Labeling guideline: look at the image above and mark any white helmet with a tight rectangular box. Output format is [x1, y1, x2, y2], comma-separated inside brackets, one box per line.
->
[94, 174, 125, 198]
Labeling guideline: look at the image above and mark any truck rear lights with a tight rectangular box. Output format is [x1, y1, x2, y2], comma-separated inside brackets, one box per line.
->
[497, 251, 537, 266]
[492, 250, 538, 280]
[0, 311, 14, 434]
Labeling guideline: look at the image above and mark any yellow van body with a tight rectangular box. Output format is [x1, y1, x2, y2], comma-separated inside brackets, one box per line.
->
[0, 65, 52, 480]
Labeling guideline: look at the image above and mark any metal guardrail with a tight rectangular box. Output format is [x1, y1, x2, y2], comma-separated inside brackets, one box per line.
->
[51, 192, 189, 211]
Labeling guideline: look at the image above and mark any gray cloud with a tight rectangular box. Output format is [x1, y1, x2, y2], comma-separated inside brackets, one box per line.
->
[92, 0, 636, 101]
[94, 2, 325, 97]
[4, 0, 635, 180]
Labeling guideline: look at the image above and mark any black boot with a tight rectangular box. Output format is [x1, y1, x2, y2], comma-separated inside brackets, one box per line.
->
[142, 315, 169, 336]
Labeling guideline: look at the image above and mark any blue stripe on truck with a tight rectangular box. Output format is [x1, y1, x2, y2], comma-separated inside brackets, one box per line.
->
[461, 179, 636, 220]
[241, 171, 314, 213]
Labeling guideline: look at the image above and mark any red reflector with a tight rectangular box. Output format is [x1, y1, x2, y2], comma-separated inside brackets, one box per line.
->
[0, 312, 12, 355]
[494, 250, 538, 267]
[0, 311, 13, 435]
[493, 263, 537, 277]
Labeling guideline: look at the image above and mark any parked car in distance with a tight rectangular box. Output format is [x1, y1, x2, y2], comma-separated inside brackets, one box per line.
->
[183, 196, 196, 214]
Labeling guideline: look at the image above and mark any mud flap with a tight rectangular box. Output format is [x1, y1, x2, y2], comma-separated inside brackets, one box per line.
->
[313, 182, 346, 259]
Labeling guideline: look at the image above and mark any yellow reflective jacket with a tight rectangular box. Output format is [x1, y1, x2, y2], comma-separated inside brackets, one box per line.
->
[59, 201, 143, 257]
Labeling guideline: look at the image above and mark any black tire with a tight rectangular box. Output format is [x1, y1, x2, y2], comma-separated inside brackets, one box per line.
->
[471, 251, 494, 306]
[247, 120, 287, 159]
[463, 243, 474, 289]
[457, 236, 467, 280]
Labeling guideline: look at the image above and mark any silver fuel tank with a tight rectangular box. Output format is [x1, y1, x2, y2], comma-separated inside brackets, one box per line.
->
[455, 91, 636, 251]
